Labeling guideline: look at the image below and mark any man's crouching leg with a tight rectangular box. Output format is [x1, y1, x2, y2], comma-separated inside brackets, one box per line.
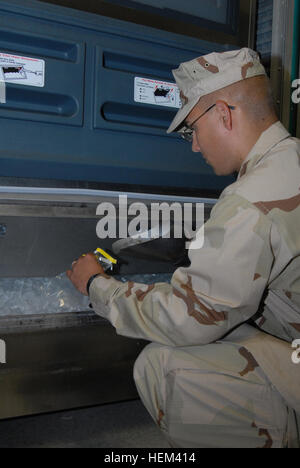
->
[133, 343, 171, 442]
[133, 342, 289, 448]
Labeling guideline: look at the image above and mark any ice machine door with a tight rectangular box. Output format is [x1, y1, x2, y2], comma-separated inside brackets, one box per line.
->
[0, 0, 237, 194]
[0, 0, 254, 419]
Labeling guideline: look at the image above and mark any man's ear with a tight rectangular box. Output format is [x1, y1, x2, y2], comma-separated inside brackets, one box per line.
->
[215, 100, 233, 131]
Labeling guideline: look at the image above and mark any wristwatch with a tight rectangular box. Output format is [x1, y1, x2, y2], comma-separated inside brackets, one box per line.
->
[86, 273, 103, 296]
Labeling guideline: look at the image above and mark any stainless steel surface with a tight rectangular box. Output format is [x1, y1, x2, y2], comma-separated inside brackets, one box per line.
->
[0, 399, 170, 448]
[0, 188, 215, 277]
[0, 187, 216, 419]
[0, 311, 102, 332]
[0, 313, 146, 420]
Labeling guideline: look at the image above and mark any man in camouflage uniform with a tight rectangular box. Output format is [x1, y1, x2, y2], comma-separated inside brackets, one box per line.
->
[67, 48, 300, 448]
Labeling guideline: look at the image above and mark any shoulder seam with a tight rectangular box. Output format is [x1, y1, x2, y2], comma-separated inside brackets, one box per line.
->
[219, 192, 274, 222]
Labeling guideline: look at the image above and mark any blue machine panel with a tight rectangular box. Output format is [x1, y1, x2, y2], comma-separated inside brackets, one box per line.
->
[0, 0, 235, 192]
[0, 29, 85, 126]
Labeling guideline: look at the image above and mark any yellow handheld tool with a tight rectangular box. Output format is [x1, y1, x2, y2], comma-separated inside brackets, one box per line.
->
[82, 248, 123, 275]
[93, 248, 118, 273]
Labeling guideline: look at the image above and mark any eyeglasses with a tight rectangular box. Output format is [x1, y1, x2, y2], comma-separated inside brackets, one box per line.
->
[180, 103, 236, 143]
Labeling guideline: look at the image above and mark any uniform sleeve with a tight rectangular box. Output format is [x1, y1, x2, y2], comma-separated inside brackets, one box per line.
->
[89, 193, 275, 346]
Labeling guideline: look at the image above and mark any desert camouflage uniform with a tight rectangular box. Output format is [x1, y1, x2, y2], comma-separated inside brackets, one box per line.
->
[90, 121, 300, 448]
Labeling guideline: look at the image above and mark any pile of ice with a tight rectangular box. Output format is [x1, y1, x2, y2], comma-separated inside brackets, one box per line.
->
[0, 272, 172, 316]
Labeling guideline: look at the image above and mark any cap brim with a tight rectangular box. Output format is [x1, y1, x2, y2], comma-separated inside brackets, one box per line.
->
[167, 96, 200, 134]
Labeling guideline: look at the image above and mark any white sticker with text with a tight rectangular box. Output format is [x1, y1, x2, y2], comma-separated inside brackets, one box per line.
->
[134, 76, 181, 108]
[0, 52, 45, 88]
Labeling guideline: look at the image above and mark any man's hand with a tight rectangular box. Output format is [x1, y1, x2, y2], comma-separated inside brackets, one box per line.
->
[66, 253, 109, 296]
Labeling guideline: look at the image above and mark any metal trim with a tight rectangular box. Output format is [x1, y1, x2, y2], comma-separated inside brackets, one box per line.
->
[0, 185, 219, 205]
[0, 311, 104, 334]
[270, 0, 296, 127]
[34, 0, 256, 47]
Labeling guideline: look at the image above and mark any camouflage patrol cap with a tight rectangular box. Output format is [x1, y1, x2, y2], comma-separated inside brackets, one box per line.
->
[167, 48, 266, 134]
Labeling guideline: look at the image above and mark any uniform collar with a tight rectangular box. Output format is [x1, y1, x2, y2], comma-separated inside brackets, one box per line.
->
[238, 121, 291, 179]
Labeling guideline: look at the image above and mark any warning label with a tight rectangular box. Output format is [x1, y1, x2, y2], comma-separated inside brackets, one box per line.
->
[134, 77, 181, 108]
[0, 52, 45, 88]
